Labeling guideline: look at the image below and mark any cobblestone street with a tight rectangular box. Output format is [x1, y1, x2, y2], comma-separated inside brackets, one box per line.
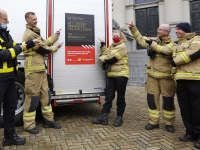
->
[0, 86, 198, 150]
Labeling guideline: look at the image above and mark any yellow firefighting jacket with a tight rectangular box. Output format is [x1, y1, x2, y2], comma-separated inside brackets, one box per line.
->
[130, 26, 174, 79]
[172, 32, 200, 80]
[98, 40, 129, 78]
[22, 25, 58, 76]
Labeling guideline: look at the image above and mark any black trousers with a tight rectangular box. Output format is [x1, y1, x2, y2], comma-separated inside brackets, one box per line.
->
[176, 80, 200, 137]
[101, 77, 128, 116]
[0, 79, 17, 138]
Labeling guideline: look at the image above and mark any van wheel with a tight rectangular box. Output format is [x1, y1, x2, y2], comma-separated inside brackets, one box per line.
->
[0, 71, 25, 127]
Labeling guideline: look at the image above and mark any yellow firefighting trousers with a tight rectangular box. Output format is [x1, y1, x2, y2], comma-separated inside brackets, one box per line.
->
[23, 71, 54, 130]
[145, 76, 176, 125]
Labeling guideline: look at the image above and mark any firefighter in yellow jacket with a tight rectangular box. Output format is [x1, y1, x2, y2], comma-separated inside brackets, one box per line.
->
[92, 30, 129, 127]
[126, 22, 176, 132]
[170, 22, 200, 149]
[22, 12, 63, 134]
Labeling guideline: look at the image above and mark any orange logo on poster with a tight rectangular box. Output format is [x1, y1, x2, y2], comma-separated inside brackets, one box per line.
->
[78, 58, 81, 61]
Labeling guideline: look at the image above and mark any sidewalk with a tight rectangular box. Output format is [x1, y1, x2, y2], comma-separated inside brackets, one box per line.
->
[0, 86, 198, 150]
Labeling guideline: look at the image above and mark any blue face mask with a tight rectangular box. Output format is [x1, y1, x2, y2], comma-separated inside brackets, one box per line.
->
[0, 22, 7, 29]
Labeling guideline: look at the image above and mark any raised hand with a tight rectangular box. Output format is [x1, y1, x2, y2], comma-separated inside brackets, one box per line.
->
[125, 21, 134, 29]
[55, 29, 62, 37]
[98, 38, 104, 43]
[56, 42, 64, 48]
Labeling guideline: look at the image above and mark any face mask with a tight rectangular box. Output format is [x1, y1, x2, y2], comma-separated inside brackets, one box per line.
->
[0, 22, 7, 29]
[113, 37, 121, 43]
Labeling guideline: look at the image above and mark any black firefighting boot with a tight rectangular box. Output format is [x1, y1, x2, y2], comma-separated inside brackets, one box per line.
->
[166, 125, 175, 133]
[2, 134, 26, 146]
[180, 134, 197, 141]
[25, 127, 39, 134]
[92, 113, 108, 125]
[145, 123, 159, 130]
[195, 137, 200, 149]
[43, 120, 61, 129]
[113, 115, 123, 127]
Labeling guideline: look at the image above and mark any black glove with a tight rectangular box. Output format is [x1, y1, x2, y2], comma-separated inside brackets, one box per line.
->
[146, 39, 152, 46]
[101, 62, 107, 70]
[170, 60, 177, 67]
[100, 42, 106, 48]
[26, 40, 35, 49]
[101, 63, 110, 72]
[147, 46, 156, 59]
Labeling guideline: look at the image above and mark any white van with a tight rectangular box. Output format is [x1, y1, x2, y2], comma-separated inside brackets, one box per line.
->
[1, 0, 112, 126]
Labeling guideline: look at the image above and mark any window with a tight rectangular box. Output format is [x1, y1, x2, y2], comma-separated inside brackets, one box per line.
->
[190, 1, 200, 35]
[135, 7, 159, 49]
[135, 0, 156, 4]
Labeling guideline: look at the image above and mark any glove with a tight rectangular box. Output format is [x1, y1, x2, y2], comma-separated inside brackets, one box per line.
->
[147, 46, 156, 59]
[170, 60, 177, 67]
[146, 39, 152, 46]
[100, 42, 106, 48]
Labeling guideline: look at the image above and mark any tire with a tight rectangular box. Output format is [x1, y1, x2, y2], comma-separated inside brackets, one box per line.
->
[0, 71, 25, 127]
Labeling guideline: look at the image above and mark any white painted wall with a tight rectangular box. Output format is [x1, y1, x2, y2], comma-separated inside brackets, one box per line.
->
[165, 0, 182, 23]
[112, 0, 126, 29]
[158, 1, 165, 24]
[182, 0, 190, 23]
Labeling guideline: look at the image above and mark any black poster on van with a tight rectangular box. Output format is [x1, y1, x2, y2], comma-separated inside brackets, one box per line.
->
[65, 13, 95, 46]
[65, 13, 95, 65]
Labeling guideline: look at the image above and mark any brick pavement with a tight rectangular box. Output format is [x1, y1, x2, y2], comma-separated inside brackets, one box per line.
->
[0, 86, 199, 150]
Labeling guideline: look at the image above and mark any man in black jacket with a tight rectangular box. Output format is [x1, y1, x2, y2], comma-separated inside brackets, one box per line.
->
[0, 8, 39, 149]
